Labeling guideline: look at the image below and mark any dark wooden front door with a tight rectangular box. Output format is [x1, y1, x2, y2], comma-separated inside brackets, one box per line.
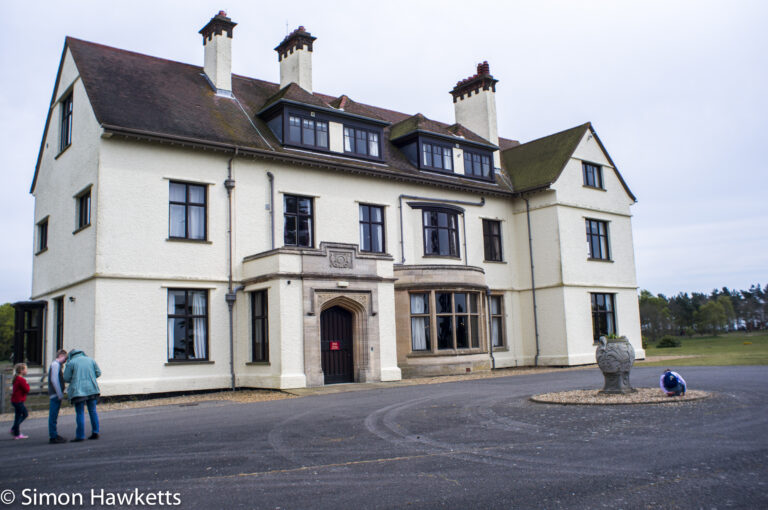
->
[12, 302, 46, 366]
[321, 306, 354, 384]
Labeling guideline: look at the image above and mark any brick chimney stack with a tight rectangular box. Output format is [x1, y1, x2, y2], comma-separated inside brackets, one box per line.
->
[450, 61, 500, 164]
[275, 26, 316, 93]
[199, 11, 237, 95]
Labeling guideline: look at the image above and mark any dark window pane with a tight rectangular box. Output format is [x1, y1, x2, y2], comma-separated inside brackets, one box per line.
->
[170, 182, 186, 202]
[470, 294, 478, 313]
[289, 116, 301, 143]
[456, 315, 468, 349]
[436, 293, 452, 314]
[298, 198, 311, 215]
[316, 122, 328, 148]
[438, 229, 449, 255]
[437, 316, 453, 349]
[370, 206, 382, 223]
[360, 205, 370, 222]
[423, 144, 432, 167]
[344, 128, 354, 152]
[284, 216, 297, 245]
[361, 223, 371, 251]
[371, 224, 383, 252]
[285, 195, 297, 214]
[470, 316, 479, 348]
[302, 119, 315, 146]
[491, 317, 502, 347]
[297, 217, 311, 246]
[188, 206, 206, 239]
[454, 293, 466, 313]
[188, 185, 205, 204]
[355, 130, 367, 155]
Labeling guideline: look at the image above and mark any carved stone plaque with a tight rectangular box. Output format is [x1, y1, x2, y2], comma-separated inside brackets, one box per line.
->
[329, 251, 353, 269]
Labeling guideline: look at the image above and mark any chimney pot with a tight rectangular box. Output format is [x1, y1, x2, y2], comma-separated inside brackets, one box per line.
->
[275, 26, 317, 92]
[219, 10, 227, 16]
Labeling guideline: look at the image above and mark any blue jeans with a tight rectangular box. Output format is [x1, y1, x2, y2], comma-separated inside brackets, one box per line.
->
[49, 397, 63, 439]
[12, 402, 28, 436]
[74, 398, 99, 439]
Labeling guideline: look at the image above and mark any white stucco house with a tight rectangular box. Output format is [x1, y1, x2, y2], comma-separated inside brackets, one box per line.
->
[18, 12, 643, 395]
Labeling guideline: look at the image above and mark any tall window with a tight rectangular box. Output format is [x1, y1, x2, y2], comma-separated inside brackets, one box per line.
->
[54, 297, 64, 351]
[464, 151, 492, 179]
[75, 189, 91, 231]
[344, 127, 380, 158]
[167, 289, 208, 361]
[421, 142, 453, 171]
[359, 204, 385, 253]
[410, 291, 480, 352]
[583, 162, 603, 189]
[482, 219, 503, 261]
[169, 182, 207, 240]
[37, 218, 48, 253]
[284, 194, 313, 247]
[423, 209, 459, 257]
[60, 92, 73, 152]
[490, 295, 504, 348]
[287, 115, 328, 149]
[591, 293, 616, 341]
[586, 219, 610, 260]
[410, 293, 430, 351]
[251, 290, 269, 362]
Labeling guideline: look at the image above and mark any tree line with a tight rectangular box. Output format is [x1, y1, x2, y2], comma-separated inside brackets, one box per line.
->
[639, 284, 768, 342]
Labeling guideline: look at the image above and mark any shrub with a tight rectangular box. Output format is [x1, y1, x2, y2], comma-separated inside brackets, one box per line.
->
[656, 335, 682, 348]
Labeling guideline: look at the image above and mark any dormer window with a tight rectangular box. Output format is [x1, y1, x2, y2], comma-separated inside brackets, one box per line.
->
[463, 151, 492, 180]
[344, 126, 380, 158]
[287, 114, 328, 149]
[421, 142, 452, 172]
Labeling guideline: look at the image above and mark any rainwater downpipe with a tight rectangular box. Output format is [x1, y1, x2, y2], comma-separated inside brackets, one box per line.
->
[224, 149, 239, 390]
[525, 197, 541, 367]
[397, 194, 485, 264]
[267, 171, 275, 250]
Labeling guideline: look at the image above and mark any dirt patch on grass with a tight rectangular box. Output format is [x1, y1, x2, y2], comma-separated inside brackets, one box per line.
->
[530, 388, 710, 405]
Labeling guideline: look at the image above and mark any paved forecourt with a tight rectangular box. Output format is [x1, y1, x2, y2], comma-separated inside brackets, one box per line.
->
[1, 366, 766, 509]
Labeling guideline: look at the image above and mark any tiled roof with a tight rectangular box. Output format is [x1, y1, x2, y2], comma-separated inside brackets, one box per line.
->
[389, 114, 491, 146]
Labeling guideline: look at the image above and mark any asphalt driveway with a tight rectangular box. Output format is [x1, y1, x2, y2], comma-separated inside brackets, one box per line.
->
[1, 366, 766, 509]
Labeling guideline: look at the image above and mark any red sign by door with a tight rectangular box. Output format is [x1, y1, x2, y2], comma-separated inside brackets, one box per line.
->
[330, 341, 340, 351]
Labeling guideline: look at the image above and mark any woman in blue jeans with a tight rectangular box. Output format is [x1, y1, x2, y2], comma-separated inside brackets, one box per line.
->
[63, 349, 102, 441]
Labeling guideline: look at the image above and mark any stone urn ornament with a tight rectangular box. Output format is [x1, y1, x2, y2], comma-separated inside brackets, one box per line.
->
[596, 335, 636, 394]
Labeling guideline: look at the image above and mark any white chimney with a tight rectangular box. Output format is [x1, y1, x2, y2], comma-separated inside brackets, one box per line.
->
[199, 11, 237, 94]
[275, 26, 316, 93]
[451, 62, 500, 161]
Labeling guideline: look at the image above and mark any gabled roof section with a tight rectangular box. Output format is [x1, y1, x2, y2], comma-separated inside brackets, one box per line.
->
[260, 82, 330, 112]
[390, 113, 492, 146]
[500, 122, 636, 201]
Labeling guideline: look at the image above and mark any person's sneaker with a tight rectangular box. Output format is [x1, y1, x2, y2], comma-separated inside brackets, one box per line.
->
[9, 428, 14, 436]
[49, 436, 68, 444]
[14, 434, 29, 440]
[71, 438, 85, 442]
[88, 433, 99, 440]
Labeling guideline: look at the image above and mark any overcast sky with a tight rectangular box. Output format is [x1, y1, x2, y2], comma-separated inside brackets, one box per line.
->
[1, 0, 766, 304]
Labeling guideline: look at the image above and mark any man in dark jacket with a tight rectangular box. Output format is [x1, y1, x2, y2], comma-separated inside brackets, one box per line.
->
[63, 349, 101, 441]
[48, 349, 68, 444]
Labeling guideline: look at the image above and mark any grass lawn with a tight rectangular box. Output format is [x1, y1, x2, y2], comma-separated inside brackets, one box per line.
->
[638, 331, 768, 366]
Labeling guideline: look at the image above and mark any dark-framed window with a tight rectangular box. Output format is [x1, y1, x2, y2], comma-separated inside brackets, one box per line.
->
[482, 219, 503, 261]
[490, 295, 505, 348]
[60, 92, 73, 152]
[586, 219, 610, 260]
[287, 114, 328, 149]
[251, 290, 269, 362]
[410, 293, 431, 351]
[359, 204, 385, 253]
[167, 289, 209, 361]
[421, 142, 453, 171]
[423, 209, 459, 257]
[464, 151, 492, 179]
[169, 181, 207, 240]
[284, 194, 313, 247]
[36, 218, 48, 253]
[344, 126, 380, 158]
[583, 162, 603, 189]
[54, 297, 64, 351]
[591, 293, 616, 341]
[75, 188, 91, 231]
[410, 291, 480, 352]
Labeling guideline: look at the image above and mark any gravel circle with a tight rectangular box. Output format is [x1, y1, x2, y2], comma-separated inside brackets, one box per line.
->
[530, 388, 711, 405]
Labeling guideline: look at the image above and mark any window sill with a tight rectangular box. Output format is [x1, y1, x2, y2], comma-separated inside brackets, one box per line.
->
[245, 361, 271, 366]
[492, 346, 509, 352]
[423, 254, 461, 260]
[165, 360, 214, 366]
[483, 259, 506, 264]
[582, 185, 606, 192]
[55, 144, 72, 160]
[587, 258, 614, 263]
[407, 349, 486, 358]
[166, 238, 212, 244]
[72, 223, 91, 235]
[35, 247, 48, 256]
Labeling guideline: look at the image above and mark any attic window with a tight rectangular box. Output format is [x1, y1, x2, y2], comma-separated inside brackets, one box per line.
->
[583, 162, 604, 189]
[344, 126, 380, 158]
[421, 142, 453, 172]
[60, 92, 73, 153]
[287, 114, 328, 149]
[463, 151, 492, 180]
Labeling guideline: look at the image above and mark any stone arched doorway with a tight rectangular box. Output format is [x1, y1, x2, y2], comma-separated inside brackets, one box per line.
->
[320, 306, 354, 384]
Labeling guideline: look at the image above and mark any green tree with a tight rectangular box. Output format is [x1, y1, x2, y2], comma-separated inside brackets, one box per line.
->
[694, 300, 727, 335]
[716, 295, 735, 329]
[639, 290, 671, 342]
[668, 292, 695, 332]
[0, 303, 14, 361]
